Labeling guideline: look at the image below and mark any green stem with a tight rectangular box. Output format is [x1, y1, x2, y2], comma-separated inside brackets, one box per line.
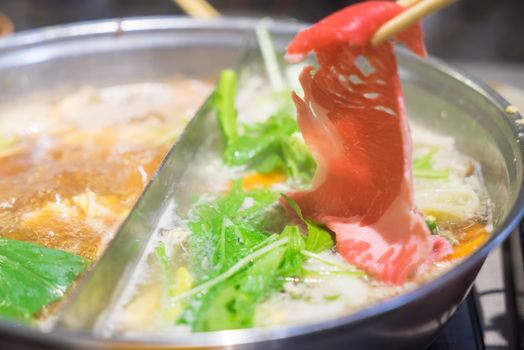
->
[169, 237, 290, 304]
[412, 169, 448, 180]
[256, 18, 284, 92]
[301, 250, 364, 276]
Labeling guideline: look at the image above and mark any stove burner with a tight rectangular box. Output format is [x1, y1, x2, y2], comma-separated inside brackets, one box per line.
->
[428, 291, 485, 349]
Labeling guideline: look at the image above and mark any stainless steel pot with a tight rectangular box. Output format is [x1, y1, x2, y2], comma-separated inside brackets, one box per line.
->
[0, 16, 523, 350]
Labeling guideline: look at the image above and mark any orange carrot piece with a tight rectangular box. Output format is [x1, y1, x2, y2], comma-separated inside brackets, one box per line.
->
[448, 224, 488, 260]
[242, 171, 285, 190]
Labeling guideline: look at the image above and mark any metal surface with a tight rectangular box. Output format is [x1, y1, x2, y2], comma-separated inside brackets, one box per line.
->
[512, 226, 524, 349]
[428, 290, 485, 350]
[0, 16, 523, 350]
[471, 80, 524, 349]
[59, 93, 221, 333]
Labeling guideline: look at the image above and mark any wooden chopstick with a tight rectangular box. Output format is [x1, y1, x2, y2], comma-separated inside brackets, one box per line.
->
[172, 0, 220, 19]
[171, 0, 450, 45]
[371, 0, 455, 46]
[397, 0, 423, 7]
[0, 12, 13, 36]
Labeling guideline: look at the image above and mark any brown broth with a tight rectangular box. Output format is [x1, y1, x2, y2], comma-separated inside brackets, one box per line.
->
[0, 79, 212, 261]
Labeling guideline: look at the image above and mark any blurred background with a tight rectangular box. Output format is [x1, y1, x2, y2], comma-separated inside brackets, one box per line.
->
[0, 0, 523, 61]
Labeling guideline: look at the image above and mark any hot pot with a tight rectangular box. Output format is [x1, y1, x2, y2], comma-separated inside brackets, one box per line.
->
[0, 16, 523, 350]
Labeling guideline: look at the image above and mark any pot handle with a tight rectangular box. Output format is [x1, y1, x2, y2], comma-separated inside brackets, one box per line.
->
[0, 12, 14, 37]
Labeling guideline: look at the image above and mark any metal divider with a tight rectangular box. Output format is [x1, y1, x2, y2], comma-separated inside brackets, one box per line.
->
[53, 33, 272, 335]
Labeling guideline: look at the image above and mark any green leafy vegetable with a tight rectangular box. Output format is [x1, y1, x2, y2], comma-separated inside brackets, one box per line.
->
[182, 236, 290, 331]
[424, 217, 458, 244]
[281, 194, 335, 253]
[178, 184, 309, 331]
[281, 134, 316, 180]
[0, 239, 88, 321]
[277, 225, 306, 278]
[186, 181, 278, 282]
[179, 183, 278, 327]
[155, 241, 169, 275]
[255, 18, 298, 114]
[183, 226, 308, 331]
[154, 241, 172, 295]
[256, 19, 285, 92]
[280, 193, 304, 220]
[176, 182, 362, 330]
[152, 241, 194, 323]
[215, 69, 239, 146]
[425, 218, 439, 236]
[412, 150, 448, 180]
[213, 69, 316, 181]
[305, 223, 335, 254]
[224, 112, 316, 181]
[324, 294, 341, 301]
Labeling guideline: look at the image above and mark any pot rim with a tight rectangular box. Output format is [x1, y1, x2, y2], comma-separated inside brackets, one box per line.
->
[0, 15, 523, 348]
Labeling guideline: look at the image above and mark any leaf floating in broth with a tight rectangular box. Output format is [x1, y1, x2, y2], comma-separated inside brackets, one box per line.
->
[214, 70, 316, 182]
[175, 183, 317, 331]
[154, 241, 172, 295]
[256, 19, 285, 93]
[179, 184, 278, 327]
[425, 217, 440, 236]
[412, 150, 449, 180]
[189, 236, 291, 331]
[280, 193, 304, 221]
[224, 113, 316, 181]
[281, 193, 334, 254]
[305, 223, 334, 254]
[0, 239, 88, 321]
[278, 225, 306, 278]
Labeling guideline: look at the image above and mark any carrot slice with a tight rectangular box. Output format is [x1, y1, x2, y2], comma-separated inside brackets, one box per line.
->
[242, 171, 285, 190]
[449, 224, 488, 260]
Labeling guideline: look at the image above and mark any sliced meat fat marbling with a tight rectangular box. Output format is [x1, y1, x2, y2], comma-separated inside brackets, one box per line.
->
[282, 1, 451, 284]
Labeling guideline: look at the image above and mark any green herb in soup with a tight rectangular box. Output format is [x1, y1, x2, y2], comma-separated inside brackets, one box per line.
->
[412, 150, 449, 180]
[177, 184, 301, 330]
[109, 63, 491, 332]
[148, 184, 351, 331]
[108, 13, 492, 333]
[0, 239, 88, 321]
[215, 71, 315, 181]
